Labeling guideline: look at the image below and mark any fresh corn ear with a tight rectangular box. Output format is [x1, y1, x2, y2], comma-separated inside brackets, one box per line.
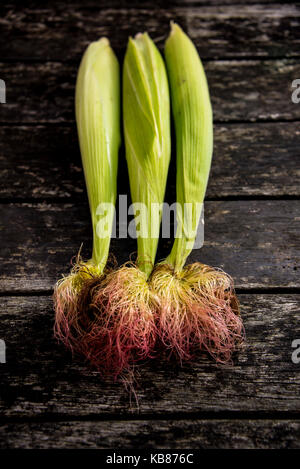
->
[79, 33, 171, 376]
[54, 38, 120, 364]
[54, 33, 170, 377]
[76, 37, 120, 270]
[164, 23, 213, 272]
[149, 24, 243, 364]
[123, 32, 171, 277]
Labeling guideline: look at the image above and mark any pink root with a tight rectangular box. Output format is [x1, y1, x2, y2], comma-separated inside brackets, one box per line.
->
[53, 277, 80, 353]
[75, 264, 157, 377]
[150, 263, 244, 363]
[53, 261, 103, 355]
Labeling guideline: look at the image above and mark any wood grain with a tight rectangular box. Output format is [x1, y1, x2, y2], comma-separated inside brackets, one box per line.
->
[0, 294, 299, 418]
[2, 0, 291, 8]
[1, 122, 299, 200]
[0, 0, 299, 450]
[1, 60, 300, 123]
[0, 419, 299, 449]
[0, 200, 299, 292]
[1, 4, 299, 60]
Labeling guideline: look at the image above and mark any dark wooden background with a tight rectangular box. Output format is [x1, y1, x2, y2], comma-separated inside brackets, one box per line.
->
[0, 0, 300, 449]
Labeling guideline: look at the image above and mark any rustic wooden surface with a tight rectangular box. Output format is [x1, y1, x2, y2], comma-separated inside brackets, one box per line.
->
[0, 294, 299, 418]
[0, 201, 299, 292]
[1, 122, 300, 199]
[2, 60, 300, 123]
[0, 0, 300, 449]
[1, 420, 300, 449]
[1, 3, 300, 60]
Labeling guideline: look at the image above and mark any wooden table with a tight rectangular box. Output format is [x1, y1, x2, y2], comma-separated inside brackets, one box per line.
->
[0, 1, 299, 449]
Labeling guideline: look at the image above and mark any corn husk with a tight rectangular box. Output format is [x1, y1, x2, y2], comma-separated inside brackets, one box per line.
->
[76, 37, 120, 269]
[84, 33, 172, 376]
[54, 38, 120, 359]
[123, 32, 171, 277]
[150, 24, 244, 362]
[165, 22, 213, 271]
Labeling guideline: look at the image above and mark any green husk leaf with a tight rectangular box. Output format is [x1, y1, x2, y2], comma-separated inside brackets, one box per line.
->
[75, 37, 120, 271]
[123, 33, 171, 277]
[164, 23, 213, 271]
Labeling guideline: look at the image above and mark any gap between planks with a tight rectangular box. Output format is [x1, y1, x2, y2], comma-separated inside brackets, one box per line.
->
[1, 412, 300, 426]
[0, 195, 299, 205]
[1, 288, 300, 298]
[1, 119, 300, 126]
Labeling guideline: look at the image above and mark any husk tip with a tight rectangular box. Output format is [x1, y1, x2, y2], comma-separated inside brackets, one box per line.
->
[97, 37, 110, 47]
[169, 21, 182, 36]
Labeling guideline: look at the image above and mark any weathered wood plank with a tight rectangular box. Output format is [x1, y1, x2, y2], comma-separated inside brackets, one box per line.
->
[1, 5, 299, 60]
[0, 200, 299, 292]
[1, 60, 299, 123]
[0, 295, 299, 417]
[0, 419, 300, 449]
[1, 122, 299, 200]
[3, 0, 291, 9]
